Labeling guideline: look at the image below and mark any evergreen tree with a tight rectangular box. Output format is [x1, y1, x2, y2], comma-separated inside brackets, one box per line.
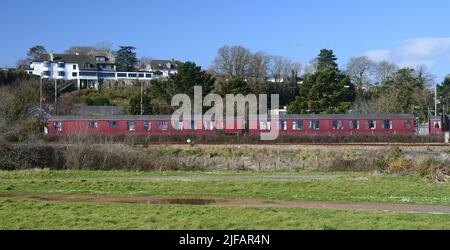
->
[288, 49, 355, 114]
[116, 46, 137, 72]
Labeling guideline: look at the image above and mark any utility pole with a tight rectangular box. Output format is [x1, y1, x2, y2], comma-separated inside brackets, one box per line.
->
[40, 73, 43, 111]
[54, 78, 58, 116]
[435, 85, 438, 116]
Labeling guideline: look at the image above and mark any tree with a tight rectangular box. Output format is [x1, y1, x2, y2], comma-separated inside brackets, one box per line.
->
[352, 67, 433, 122]
[27, 45, 47, 61]
[115, 46, 137, 72]
[437, 76, 450, 114]
[169, 61, 215, 97]
[288, 49, 355, 114]
[345, 56, 375, 90]
[316, 49, 338, 72]
[270, 56, 301, 83]
[216, 78, 252, 96]
[372, 60, 398, 84]
[128, 79, 175, 115]
[212, 45, 252, 79]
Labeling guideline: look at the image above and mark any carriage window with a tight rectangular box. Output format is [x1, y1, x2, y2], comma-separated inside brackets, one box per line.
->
[204, 121, 214, 131]
[383, 120, 393, 130]
[260, 121, 271, 131]
[349, 120, 360, 130]
[434, 121, 441, 129]
[279, 120, 287, 131]
[293, 120, 303, 130]
[332, 120, 343, 130]
[127, 121, 136, 131]
[405, 120, 411, 129]
[109, 121, 119, 128]
[143, 121, 151, 131]
[309, 120, 320, 130]
[53, 121, 62, 132]
[89, 121, 98, 129]
[190, 120, 197, 130]
[157, 121, 168, 130]
[367, 120, 376, 130]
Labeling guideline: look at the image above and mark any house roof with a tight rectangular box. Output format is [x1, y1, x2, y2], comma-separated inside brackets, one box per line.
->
[149, 59, 182, 71]
[35, 54, 102, 70]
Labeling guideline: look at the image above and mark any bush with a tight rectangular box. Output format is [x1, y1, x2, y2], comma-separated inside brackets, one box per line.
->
[387, 158, 412, 174]
[414, 158, 449, 183]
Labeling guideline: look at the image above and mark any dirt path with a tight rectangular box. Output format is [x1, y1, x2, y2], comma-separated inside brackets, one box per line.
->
[1, 193, 450, 214]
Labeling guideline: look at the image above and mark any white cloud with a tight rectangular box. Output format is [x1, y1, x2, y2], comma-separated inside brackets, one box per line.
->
[365, 37, 450, 69]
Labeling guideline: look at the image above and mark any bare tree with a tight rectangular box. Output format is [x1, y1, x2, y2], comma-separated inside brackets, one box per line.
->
[249, 51, 271, 80]
[304, 58, 318, 75]
[270, 56, 301, 83]
[345, 56, 375, 90]
[372, 60, 398, 84]
[212, 45, 251, 79]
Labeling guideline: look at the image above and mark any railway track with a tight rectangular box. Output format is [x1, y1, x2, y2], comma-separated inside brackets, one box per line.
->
[138, 142, 450, 147]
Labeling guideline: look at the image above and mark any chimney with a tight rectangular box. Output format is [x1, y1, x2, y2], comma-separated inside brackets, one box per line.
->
[49, 51, 54, 61]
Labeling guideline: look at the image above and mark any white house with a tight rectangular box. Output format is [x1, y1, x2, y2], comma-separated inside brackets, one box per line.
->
[145, 59, 182, 78]
[27, 53, 175, 89]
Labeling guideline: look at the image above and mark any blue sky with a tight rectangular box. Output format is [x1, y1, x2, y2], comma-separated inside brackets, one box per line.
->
[1, 0, 450, 82]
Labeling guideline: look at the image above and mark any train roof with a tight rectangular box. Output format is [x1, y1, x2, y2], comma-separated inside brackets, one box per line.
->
[48, 115, 244, 121]
[49, 114, 415, 121]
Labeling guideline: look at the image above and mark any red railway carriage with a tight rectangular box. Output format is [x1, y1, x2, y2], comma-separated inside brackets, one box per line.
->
[48, 114, 415, 136]
[248, 114, 415, 135]
[48, 115, 244, 135]
[429, 115, 450, 135]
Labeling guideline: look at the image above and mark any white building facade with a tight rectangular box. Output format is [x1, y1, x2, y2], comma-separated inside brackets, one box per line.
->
[28, 54, 180, 89]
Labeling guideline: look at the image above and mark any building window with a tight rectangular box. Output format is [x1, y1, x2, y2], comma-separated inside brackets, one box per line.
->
[143, 121, 151, 131]
[53, 121, 62, 132]
[332, 120, 343, 130]
[57, 63, 65, 68]
[138, 73, 145, 78]
[128, 73, 137, 78]
[260, 121, 271, 131]
[43, 71, 51, 76]
[73, 65, 77, 70]
[367, 120, 376, 130]
[127, 121, 136, 131]
[58, 71, 65, 77]
[309, 120, 320, 130]
[117, 73, 127, 78]
[89, 121, 98, 129]
[109, 121, 119, 128]
[79, 71, 97, 77]
[349, 120, 360, 130]
[157, 121, 168, 130]
[293, 120, 303, 130]
[145, 74, 152, 78]
[44, 62, 51, 68]
[383, 120, 393, 130]
[72, 72, 78, 77]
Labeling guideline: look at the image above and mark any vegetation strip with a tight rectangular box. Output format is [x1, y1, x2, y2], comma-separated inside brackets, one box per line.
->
[2, 193, 450, 214]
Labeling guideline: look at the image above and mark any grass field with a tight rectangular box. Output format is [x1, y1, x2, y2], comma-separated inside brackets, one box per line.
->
[1, 169, 450, 230]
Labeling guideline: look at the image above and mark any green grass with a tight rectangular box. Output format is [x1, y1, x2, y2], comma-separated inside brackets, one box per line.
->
[1, 169, 450, 205]
[1, 199, 450, 230]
